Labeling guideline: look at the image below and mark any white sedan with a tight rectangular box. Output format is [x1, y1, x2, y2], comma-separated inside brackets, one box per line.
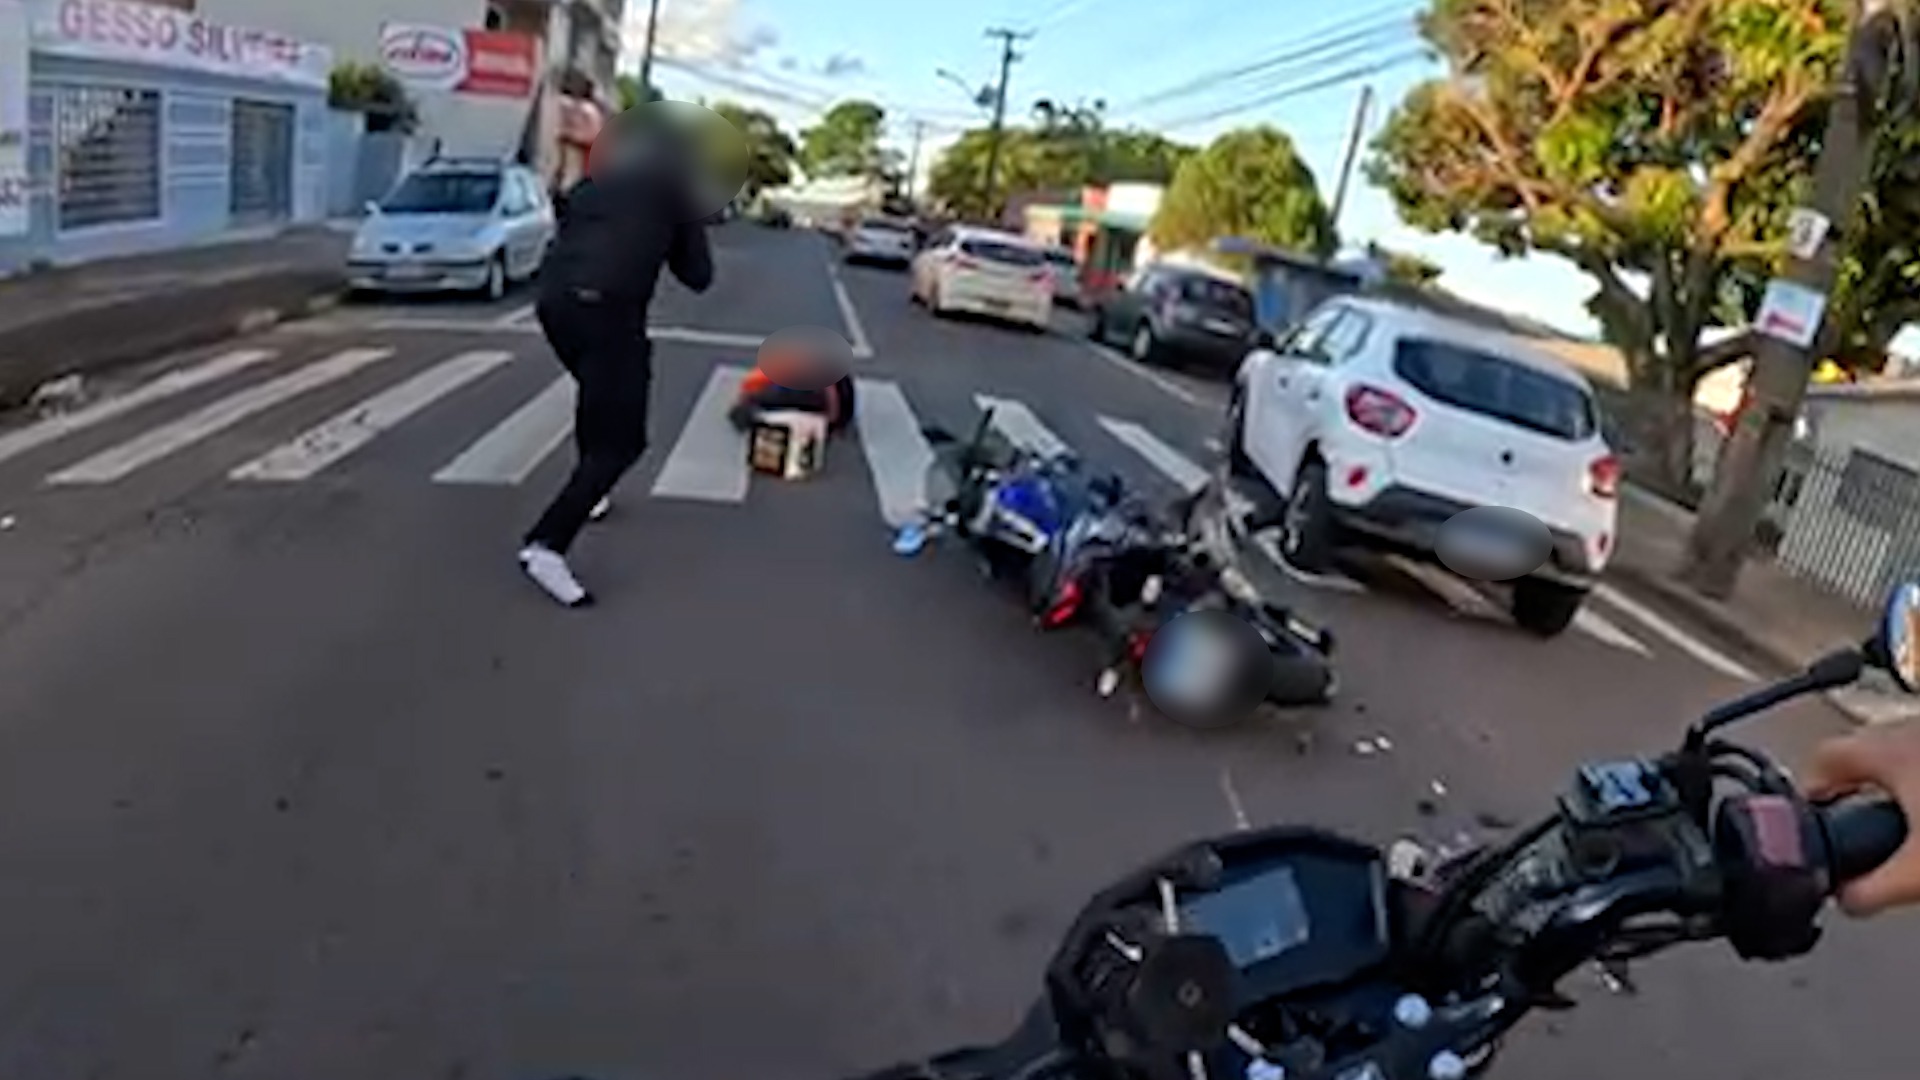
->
[910, 226, 1054, 332]
[843, 217, 918, 265]
[347, 159, 554, 301]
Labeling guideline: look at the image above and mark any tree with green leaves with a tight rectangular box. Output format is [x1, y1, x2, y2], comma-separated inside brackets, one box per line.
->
[1149, 126, 1336, 261]
[1369, 0, 1854, 492]
[329, 62, 416, 132]
[927, 111, 1192, 220]
[801, 100, 888, 178]
[710, 101, 798, 195]
[1365, 242, 1444, 286]
[614, 74, 661, 113]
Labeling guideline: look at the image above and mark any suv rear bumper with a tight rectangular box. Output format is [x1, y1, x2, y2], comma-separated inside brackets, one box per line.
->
[1332, 486, 1602, 588]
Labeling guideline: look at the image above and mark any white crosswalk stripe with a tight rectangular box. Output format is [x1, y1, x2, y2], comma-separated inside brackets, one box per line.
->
[1096, 417, 1208, 493]
[433, 375, 575, 485]
[973, 395, 1070, 458]
[46, 347, 395, 485]
[232, 350, 514, 481]
[855, 378, 935, 527]
[650, 365, 751, 503]
[0, 349, 279, 469]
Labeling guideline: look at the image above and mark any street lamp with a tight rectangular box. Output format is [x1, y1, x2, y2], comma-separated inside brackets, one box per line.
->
[936, 68, 993, 110]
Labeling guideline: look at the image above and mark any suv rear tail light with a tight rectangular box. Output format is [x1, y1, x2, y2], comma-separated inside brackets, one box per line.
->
[1344, 385, 1417, 437]
[952, 253, 981, 271]
[1028, 268, 1052, 285]
[1588, 453, 1621, 499]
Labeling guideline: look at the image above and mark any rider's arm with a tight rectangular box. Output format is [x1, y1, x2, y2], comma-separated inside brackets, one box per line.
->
[1805, 719, 1920, 915]
[668, 218, 714, 293]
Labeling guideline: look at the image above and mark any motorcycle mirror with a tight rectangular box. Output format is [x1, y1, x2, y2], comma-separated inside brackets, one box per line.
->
[1876, 581, 1920, 693]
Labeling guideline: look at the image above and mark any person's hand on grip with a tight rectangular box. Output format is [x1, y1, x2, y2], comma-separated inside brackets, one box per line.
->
[1805, 720, 1920, 915]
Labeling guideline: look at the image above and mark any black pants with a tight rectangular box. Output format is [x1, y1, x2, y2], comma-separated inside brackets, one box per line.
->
[525, 293, 653, 555]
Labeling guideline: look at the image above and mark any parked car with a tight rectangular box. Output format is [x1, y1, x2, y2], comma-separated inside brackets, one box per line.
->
[347, 159, 555, 301]
[757, 205, 794, 228]
[1225, 296, 1619, 636]
[844, 216, 918, 266]
[1043, 245, 1084, 308]
[1089, 262, 1261, 375]
[910, 226, 1054, 331]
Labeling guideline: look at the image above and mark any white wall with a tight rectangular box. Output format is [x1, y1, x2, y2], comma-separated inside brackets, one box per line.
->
[1805, 394, 1920, 469]
[199, 0, 536, 161]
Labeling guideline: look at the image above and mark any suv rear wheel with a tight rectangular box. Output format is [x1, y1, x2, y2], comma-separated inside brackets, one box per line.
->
[1511, 579, 1584, 637]
[1131, 323, 1160, 364]
[1279, 458, 1335, 573]
[1225, 391, 1253, 476]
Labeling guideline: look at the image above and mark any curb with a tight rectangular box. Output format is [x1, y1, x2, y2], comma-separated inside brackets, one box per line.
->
[1606, 560, 1919, 726]
[0, 276, 344, 410]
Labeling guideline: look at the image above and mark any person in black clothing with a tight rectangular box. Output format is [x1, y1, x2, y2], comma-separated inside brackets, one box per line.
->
[519, 119, 715, 607]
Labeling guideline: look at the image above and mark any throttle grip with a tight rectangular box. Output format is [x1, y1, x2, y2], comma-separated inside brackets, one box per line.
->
[1818, 797, 1909, 885]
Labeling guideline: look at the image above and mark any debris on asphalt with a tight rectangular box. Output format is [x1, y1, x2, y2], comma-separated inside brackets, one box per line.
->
[1415, 798, 1440, 816]
[1352, 734, 1394, 756]
[29, 373, 87, 415]
[0, 515, 14, 531]
[1475, 810, 1517, 830]
[1430, 778, 1449, 798]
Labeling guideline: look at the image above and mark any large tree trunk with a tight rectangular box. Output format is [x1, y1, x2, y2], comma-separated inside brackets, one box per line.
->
[1622, 345, 1699, 502]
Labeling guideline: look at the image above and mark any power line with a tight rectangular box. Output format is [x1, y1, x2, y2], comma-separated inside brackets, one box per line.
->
[1134, 23, 1415, 121]
[1156, 48, 1428, 132]
[654, 57, 833, 111]
[1117, 3, 1420, 112]
[1026, 0, 1103, 30]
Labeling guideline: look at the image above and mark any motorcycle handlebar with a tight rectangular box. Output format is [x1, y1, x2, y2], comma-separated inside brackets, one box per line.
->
[1820, 796, 1910, 885]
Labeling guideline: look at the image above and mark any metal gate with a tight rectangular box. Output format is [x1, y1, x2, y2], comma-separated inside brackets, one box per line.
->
[230, 100, 294, 224]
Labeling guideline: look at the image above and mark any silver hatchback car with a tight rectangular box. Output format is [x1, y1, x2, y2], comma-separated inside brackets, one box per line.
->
[348, 160, 556, 300]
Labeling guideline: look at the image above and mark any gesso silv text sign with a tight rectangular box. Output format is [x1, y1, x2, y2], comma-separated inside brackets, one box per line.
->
[0, 0, 27, 238]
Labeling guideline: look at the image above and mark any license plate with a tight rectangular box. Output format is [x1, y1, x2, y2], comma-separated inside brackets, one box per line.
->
[386, 263, 431, 281]
[1202, 317, 1241, 335]
[980, 297, 1010, 310]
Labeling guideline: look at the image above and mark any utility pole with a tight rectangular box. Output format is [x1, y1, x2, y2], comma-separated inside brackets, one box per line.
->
[1680, 1, 1902, 598]
[636, 0, 664, 97]
[981, 27, 1032, 223]
[906, 119, 927, 203]
[1328, 85, 1374, 233]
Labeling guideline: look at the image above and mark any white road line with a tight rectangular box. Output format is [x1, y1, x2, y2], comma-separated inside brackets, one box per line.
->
[231, 349, 515, 481]
[855, 378, 935, 527]
[361, 317, 769, 349]
[1097, 417, 1209, 493]
[46, 347, 395, 485]
[1219, 766, 1252, 831]
[492, 303, 537, 327]
[1573, 606, 1654, 657]
[0, 348, 277, 468]
[1592, 582, 1760, 682]
[1081, 341, 1205, 407]
[433, 375, 575, 485]
[827, 261, 875, 358]
[650, 365, 751, 503]
[974, 395, 1071, 458]
[1387, 555, 1505, 619]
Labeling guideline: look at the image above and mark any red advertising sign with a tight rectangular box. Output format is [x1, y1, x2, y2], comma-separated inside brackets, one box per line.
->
[380, 24, 535, 99]
[459, 30, 536, 98]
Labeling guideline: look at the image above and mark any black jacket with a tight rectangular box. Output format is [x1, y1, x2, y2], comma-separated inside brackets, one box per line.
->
[541, 160, 714, 308]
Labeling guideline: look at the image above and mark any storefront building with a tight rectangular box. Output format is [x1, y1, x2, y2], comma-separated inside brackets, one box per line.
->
[0, 0, 333, 275]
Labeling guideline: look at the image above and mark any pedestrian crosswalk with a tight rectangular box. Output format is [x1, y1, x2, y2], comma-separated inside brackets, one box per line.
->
[0, 337, 1756, 678]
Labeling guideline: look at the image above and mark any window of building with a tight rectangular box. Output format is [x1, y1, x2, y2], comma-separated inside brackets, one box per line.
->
[53, 85, 162, 231]
[230, 100, 295, 224]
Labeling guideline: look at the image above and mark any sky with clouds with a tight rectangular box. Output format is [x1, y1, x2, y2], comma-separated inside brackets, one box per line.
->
[623, 0, 1603, 338]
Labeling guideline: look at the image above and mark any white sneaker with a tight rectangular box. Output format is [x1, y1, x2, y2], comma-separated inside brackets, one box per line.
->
[518, 544, 591, 607]
[589, 496, 611, 521]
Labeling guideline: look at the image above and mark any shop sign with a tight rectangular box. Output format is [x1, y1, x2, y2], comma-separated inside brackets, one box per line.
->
[1, 0, 28, 237]
[380, 24, 537, 98]
[26, 0, 330, 88]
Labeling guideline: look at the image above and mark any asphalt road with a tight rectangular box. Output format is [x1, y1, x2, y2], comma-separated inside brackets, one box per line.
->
[0, 223, 1911, 1080]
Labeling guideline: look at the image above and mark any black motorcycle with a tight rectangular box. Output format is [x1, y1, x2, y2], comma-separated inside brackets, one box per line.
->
[1025, 478, 1337, 722]
[842, 581, 1919, 1080]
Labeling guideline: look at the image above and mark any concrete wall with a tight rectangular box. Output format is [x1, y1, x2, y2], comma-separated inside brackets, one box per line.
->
[1, 53, 328, 275]
[1804, 392, 1920, 470]
[197, 0, 538, 162]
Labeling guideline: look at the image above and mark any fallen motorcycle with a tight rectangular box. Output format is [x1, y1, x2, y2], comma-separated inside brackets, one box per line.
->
[914, 410, 1100, 582]
[1022, 476, 1337, 722]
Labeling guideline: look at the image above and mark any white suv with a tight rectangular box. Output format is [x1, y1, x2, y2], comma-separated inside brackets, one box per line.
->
[1226, 297, 1620, 636]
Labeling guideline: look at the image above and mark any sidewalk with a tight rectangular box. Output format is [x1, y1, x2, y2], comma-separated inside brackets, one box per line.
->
[1609, 485, 1920, 724]
[0, 225, 351, 410]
